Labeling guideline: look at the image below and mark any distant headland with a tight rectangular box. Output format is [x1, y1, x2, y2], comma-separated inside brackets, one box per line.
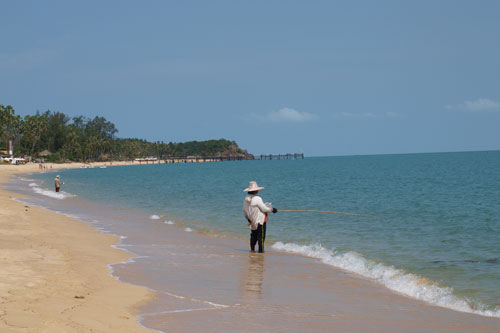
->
[0, 104, 253, 163]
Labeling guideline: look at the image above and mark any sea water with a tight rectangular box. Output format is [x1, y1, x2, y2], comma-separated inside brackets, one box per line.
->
[10, 151, 500, 317]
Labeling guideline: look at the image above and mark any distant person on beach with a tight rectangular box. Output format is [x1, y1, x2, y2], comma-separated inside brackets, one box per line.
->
[54, 175, 63, 192]
[243, 181, 278, 253]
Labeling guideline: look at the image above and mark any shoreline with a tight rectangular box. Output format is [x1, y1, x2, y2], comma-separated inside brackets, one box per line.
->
[0, 162, 155, 332]
[2, 162, 500, 332]
[120, 213, 500, 332]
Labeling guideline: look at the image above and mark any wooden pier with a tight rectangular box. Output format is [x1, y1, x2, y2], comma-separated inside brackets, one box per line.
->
[133, 153, 304, 164]
[258, 153, 304, 160]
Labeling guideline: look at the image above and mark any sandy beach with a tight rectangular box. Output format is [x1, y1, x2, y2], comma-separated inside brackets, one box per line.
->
[0, 162, 155, 332]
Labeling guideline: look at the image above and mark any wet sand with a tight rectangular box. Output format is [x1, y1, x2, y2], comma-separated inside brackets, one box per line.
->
[0, 163, 155, 332]
[113, 215, 500, 332]
[2, 162, 500, 332]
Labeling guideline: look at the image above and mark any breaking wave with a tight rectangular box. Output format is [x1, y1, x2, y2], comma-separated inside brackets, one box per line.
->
[31, 185, 75, 200]
[272, 242, 500, 318]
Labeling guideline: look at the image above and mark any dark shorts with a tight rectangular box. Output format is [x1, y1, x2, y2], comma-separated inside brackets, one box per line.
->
[55, 187, 60, 192]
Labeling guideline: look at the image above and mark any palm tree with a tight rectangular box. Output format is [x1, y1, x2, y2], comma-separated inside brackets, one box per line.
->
[22, 113, 48, 157]
[0, 105, 21, 152]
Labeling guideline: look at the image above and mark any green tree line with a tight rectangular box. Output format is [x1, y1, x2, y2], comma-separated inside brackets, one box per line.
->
[0, 104, 252, 162]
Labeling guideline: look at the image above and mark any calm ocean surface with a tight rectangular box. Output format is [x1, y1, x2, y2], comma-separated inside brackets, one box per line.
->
[14, 151, 500, 317]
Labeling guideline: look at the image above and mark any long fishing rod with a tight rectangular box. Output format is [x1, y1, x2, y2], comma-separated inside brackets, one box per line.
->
[279, 210, 376, 218]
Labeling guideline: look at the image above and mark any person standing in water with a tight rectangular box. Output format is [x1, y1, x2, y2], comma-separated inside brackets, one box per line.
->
[54, 175, 63, 192]
[243, 181, 278, 253]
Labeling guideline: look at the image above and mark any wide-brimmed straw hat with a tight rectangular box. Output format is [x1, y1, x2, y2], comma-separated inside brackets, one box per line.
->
[243, 181, 264, 192]
[55, 175, 60, 178]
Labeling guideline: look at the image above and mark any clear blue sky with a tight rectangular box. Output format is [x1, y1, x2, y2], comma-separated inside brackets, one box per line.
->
[2, 1, 499, 156]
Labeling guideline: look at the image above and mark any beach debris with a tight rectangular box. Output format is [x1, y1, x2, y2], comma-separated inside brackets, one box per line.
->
[74, 295, 85, 299]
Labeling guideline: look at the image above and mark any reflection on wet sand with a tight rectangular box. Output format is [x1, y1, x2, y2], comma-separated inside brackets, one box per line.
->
[241, 253, 265, 299]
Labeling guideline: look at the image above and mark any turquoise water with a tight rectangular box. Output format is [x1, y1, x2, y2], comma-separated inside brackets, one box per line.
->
[28, 151, 500, 316]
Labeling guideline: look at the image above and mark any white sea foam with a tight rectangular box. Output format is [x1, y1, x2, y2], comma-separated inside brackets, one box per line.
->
[204, 301, 229, 308]
[184, 227, 193, 232]
[164, 220, 175, 225]
[19, 177, 35, 181]
[150, 214, 161, 220]
[12, 198, 44, 209]
[142, 307, 220, 316]
[139, 291, 229, 326]
[65, 213, 83, 221]
[31, 186, 75, 200]
[29, 182, 38, 187]
[272, 242, 500, 318]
